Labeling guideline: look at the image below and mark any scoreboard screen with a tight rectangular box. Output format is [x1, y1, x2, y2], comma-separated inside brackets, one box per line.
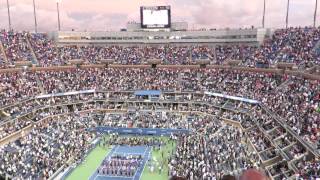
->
[140, 6, 171, 28]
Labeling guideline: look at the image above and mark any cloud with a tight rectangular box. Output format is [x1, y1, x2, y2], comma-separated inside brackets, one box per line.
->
[0, 0, 318, 31]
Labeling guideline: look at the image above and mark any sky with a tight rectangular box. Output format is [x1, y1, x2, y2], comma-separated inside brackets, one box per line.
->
[0, 0, 317, 32]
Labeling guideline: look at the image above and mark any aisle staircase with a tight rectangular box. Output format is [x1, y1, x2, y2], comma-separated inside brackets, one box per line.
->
[275, 78, 291, 92]
[312, 39, 320, 56]
[35, 75, 46, 94]
[0, 41, 9, 64]
[26, 36, 39, 65]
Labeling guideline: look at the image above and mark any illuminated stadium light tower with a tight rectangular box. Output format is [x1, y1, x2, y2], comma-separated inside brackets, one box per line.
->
[262, 0, 266, 28]
[6, 0, 11, 30]
[33, 0, 38, 33]
[56, 0, 62, 31]
[314, 0, 318, 27]
[286, 0, 290, 28]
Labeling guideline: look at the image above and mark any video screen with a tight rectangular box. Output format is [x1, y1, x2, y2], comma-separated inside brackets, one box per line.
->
[140, 6, 171, 28]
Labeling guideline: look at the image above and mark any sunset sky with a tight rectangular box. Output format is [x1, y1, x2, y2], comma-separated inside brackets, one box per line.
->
[0, 0, 317, 32]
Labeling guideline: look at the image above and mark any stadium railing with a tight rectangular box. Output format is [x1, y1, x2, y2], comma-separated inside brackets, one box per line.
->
[0, 64, 318, 80]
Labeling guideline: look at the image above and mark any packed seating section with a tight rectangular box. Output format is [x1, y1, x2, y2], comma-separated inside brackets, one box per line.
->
[0, 68, 318, 149]
[0, 27, 319, 67]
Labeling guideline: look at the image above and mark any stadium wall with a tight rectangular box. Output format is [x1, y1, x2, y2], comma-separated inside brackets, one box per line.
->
[0, 65, 319, 80]
[88, 127, 189, 136]
[50, 28, 270, 46]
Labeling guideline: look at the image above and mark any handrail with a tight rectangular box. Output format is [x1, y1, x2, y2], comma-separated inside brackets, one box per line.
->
[0, 64, 318, 80]
[260, 104, 319, 158]
[0, 41, 9, 64]
[0, 98, 250, 141]
[0, 98, 33, 111]
[0, 90, 254, 114]
[0, 124, 33, 146]
[26, 37, 39, 65]
[254, 119, 299, 174]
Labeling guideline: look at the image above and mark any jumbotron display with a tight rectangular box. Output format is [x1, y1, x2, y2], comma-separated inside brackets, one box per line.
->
[140, 6, 171, 28]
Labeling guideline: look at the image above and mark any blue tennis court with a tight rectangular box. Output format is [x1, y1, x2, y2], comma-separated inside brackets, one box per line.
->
[89, 145, 151, 180]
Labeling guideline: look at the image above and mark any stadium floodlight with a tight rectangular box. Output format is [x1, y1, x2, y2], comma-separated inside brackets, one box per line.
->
[262, 0, 266, 28]
[56, 0, 62, 31]
[33, 0, 38, 33]
[6, 0, 11, 30]
[285, 0, 290, 28]
[314, 0, 318, 27]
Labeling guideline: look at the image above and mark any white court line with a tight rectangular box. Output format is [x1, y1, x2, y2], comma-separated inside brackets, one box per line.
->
[138, 147, 151, 180]
[89, 146, 118, 180]
[132, 147, 148, 179]
[90, 170, 97, 180]
[95, 175, 133, 179]
[113, 152, 145, 155]
[113, 145, 119, 154]
[96, 146, 148, 180]
[136, 147, 151, 180]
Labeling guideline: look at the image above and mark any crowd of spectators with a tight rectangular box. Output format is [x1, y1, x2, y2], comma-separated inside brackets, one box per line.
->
[37, 68, 181, 93]
[0, 117, 31, 140]
[0, 87, 317, 179]
[0, 108, 217, 179]
[0, 27, 319, 179]
[29, 33, 62, 66]
[0, 27, 319, 67]
[0, 50, 7, 69]
[253, 27, 320, 67]
[35, 68, 283, 97]
[263, 77, 320, 148]
[295, 158, 320, 178]
[106, 135, 165, 147]
[0, 67, 318, 151]
[0, 115, 94, 179]
[0, 72, 40, 107]
[0, 30, 34, 64]
[169, 124, 258, 179]
[215, 45, 258, 66]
